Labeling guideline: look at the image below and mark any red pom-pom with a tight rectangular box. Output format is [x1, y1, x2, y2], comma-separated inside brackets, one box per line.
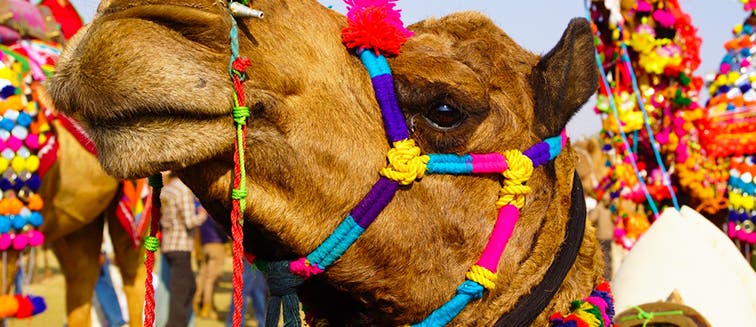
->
[341, 0, 413, 56]
[14, 295, 33, 319]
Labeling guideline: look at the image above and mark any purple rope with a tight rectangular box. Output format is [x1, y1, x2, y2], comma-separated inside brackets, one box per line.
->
[371, 74, 410, 142]
[523, 141, 550, 168]
[350, 177, 399, 228]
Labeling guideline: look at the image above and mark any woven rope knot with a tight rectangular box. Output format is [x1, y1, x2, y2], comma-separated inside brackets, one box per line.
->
[465, 265, 497, 290]
[379, 139, 429, 185]
[147, 174, 163, 189]
[233, 106, 250, 125]
[231, 188, 248, 200]
[456, 280, 484, 300]
[496, 150, 533, 208]
[266, 261, 304, 327]
[232, 57, 252, 76]
[144, 236, 159, 252]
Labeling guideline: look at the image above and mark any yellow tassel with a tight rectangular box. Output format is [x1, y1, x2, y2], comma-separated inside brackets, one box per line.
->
[574, 302, 602, 327]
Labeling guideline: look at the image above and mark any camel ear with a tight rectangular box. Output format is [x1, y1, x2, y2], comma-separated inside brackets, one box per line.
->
[530, 18, 597, 138]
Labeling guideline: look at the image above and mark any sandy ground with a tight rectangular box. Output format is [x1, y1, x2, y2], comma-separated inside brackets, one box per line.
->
[6, 249, 258, 327]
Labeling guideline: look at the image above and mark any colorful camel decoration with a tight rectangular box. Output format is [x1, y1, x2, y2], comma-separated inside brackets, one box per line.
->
[49, 0, 614, 325]
[0, 1, 146, 325]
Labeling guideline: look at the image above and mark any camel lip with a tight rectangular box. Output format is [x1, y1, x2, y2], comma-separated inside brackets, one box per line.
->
[84, 113, 236, 180]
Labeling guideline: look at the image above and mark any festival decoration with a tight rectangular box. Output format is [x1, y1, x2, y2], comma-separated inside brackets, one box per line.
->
[702, 1, 756, 249]
[588, 0, 704, 249]
[0, 11, 58, 322]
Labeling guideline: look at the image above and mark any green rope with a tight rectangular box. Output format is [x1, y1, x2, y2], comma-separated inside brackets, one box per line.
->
[144, 236, 159, 252]
[233, 106, 250, 125]
[620, 306, 685, 327]
[232, 92, 248, 223]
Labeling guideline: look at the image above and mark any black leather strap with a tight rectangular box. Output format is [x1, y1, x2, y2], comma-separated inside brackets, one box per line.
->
[493, 171, 587, 327]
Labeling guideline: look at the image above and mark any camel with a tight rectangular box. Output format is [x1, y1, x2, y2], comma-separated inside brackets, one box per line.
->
[49, 0, 607, 325]
[37, 117, 146, 327]
[0, 1, 145, 325]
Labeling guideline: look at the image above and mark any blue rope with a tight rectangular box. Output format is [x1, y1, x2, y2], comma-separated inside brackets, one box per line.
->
[359, 50, 392, 78]
[306, 216, 365, 269]
[426, 154, 474, 175]
[411, 280, 484, 327]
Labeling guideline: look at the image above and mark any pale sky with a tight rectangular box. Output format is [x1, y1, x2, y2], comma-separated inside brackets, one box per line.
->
[68, 0, 745, 138]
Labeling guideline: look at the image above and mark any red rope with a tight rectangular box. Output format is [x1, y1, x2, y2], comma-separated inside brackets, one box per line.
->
[144, 177, 162, 326]
[230, 58, 250, 327]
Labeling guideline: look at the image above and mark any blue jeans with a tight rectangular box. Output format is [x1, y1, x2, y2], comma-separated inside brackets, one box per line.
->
[226, 261, 267, 327]
[94, 256, 127, 326]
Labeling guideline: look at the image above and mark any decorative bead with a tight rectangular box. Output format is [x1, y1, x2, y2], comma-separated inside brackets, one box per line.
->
[10, 126, 27, 140]
[27, 230, 43, 247]
[15, 112, 31, 128]
[5, 137, 21, 152]
[0, 216, 10, 233]
[11, 215, 26, 230]
[28, 212, 42, 227]
[11, 233, 27, 251]
[0, 234, 11, 251]
[10, 156, 24, 173]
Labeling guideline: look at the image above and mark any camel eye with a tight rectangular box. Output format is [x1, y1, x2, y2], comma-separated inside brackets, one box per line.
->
[424, 104, 466, 130]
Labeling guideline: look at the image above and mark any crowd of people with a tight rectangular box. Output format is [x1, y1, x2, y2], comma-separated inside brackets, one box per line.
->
[93, 173, 268, 327]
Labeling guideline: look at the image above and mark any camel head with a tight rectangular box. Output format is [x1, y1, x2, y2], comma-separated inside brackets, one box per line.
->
[49, 0, 601, 325]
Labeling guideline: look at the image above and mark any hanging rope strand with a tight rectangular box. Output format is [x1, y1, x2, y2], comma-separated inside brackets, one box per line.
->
[228, 9, 251, 327]
[143, 173, 163, 327]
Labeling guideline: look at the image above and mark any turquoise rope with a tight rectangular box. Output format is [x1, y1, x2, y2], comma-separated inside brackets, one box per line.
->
[618, 40, 681, 211]
[426, 154, 474, 175]
[228, 14, 241, 77]
[411, 280, 484, 327]
[359, 51, 392, 78]
[583, 3, 660, 217]
[306, 216, 365, 268]
[546, 135, 563, 160]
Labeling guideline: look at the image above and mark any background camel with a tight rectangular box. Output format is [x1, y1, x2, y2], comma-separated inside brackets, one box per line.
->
[0, 0, 145, 325]
[49, 0, 607, 325]
[37, 118, 146, 327]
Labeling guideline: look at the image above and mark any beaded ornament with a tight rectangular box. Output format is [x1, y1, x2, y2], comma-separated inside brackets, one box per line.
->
[0, 38, 54, 320]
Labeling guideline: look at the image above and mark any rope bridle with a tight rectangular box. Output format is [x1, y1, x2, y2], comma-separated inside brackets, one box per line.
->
[140, 1, 607, 327]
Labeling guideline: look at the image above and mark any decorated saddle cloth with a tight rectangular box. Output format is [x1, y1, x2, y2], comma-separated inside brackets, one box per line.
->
[2, 0, 152, 248]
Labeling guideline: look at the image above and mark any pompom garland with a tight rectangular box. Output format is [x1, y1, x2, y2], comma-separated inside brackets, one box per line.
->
[341, 0, 413, 56]
[0, 295, 45, 318]
[549, 281, 616, 327]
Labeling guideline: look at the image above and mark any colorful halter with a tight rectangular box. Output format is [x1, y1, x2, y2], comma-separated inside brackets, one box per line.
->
[239, 1, 610, 327]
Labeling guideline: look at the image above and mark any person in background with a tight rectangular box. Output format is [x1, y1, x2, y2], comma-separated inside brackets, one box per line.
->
[193, 215, 228, 320]
[159, 172, 207, 327]
[226, 260, 268, 327]
[93, 252, 127, 327]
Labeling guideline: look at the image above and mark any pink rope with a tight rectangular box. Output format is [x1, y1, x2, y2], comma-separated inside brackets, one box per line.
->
[471, 153, 508, 174]
[476, 204, 520, 272]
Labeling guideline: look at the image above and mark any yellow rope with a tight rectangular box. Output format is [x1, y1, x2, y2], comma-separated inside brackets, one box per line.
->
[466, 265, 497, 290]
[496, 150, 533, 209]
[380, 139, 429, 185]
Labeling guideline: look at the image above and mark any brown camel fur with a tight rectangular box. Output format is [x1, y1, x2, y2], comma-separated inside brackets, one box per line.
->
[49, 1, 604, 325]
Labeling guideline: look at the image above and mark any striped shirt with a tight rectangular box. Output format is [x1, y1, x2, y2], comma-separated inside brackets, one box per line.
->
[159, 177, 206, 252]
